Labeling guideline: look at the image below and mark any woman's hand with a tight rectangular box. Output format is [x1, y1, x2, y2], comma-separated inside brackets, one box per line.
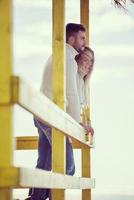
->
[85, 125, 94, 136]
[80, 123, 94, 136]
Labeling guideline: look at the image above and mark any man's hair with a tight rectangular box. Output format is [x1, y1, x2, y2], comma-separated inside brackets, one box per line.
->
[66, 23, 86, 42]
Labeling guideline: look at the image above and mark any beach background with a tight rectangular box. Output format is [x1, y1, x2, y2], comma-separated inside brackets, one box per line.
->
[12, 0, 134, 199]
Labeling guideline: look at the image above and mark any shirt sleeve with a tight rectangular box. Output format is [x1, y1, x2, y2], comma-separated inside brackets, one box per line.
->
[40, 56, 52, 100]
[66, 50, 80, 123]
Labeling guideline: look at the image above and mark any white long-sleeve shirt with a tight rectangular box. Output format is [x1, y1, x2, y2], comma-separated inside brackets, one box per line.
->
[40, 44, 81, 122]
[76, 73, 85, 106]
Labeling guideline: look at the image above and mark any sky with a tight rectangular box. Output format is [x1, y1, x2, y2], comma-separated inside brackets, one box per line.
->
[12, 0, 134, 199]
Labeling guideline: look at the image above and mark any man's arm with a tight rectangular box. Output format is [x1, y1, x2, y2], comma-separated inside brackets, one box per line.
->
[40, 56, 52, 100]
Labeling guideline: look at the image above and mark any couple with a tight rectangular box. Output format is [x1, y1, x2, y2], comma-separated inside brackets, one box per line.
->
[26, 23, 95, 200]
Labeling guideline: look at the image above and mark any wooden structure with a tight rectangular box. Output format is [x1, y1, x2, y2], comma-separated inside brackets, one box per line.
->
[0, 0, 95, 200]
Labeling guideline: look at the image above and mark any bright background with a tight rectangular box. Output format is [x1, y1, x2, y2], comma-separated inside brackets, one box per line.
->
[13, 0, 134, 199]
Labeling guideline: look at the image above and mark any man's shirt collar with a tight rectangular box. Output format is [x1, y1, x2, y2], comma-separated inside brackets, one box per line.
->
[66, 43, 78, 58]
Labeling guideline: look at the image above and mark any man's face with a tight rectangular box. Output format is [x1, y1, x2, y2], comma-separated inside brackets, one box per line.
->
[73, 31, 86, 52]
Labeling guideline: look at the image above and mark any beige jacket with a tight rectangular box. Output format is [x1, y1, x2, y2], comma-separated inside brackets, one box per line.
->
[40, 44, 83, 123]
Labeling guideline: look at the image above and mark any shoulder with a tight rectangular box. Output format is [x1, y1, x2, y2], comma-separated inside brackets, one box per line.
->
[45, 56, 52, 68]
[43, 56, 52, 75]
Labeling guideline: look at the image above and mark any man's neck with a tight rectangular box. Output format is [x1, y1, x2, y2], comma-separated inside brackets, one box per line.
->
[66, 43, 78, 56]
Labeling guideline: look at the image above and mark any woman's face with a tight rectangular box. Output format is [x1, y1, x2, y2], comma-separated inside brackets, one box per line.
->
[78, 55, 93, 77]
[84, 50, 93, 59]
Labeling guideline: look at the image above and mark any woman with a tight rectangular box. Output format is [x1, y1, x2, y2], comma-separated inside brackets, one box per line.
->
[75, 47, 94, 136]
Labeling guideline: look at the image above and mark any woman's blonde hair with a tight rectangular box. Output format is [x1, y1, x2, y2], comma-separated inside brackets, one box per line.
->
[75, 47, 95, 106]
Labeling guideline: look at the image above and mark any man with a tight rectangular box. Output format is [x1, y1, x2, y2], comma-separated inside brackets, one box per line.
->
[26, 23, 87, 200]
[41, 23, 86, 122]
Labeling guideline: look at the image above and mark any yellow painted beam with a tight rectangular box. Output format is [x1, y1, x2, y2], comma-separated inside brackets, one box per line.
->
[0, 0, 13, 199]
[52, 0, 65, 108]
[0, 0, 12, 105]
[80, 1, 92, 199]
[15, 136, 92, 150]
[82, 147, 91, 200]
[52, 130, 65, 173]
[0, 167, 19, 188]
[0, 0, 13, 167]
[16, 136, 38, 150]
[80, 0, 89, 44]
[82, 147, 90, 177]
[10, 76, 19, 104]
[52, 0, 65, 199]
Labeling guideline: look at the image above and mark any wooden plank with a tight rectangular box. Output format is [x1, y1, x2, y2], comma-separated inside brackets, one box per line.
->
[52, 0, 65, 109]
[82, 147, 91, 178]
[22, 167, 94, 189]
[80, 1, 92, 199]
[0, 167, 19, 188]
[82, 147, 91, 199]
[0, 167, 95, 189]
[0, 0, 13, 199]
[80, 0, 89, 44]
[16, 136, 94, 150]
[52, 130, 65, 173]
[52, 0, 65, 199]
[16, 136, 38, 150]
[18, 77, 93, 146]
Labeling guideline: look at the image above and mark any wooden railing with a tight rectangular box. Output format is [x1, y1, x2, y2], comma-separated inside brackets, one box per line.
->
[0, 0, 95, 200]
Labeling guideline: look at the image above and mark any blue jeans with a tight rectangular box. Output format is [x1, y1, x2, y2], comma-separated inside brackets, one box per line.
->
[28, 118, 75, 200]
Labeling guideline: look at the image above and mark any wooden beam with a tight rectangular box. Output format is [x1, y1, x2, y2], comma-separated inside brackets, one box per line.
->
[15, 136, 94, 150]
[0, 167, 95, 189]
[52, 0, 65, 109]
[80, 0, 89, 44]
[82, 147, 91, 199]
[0, 0, 13, 199]
[17, 77, 93, 146]
[80, 1, 92, 199]
[0, 0, 13, 165]
[16, 136, 38, 150]
[20, 167, 95, 189]
[52, 0, 65, 199]
[0, 167, 19, 188]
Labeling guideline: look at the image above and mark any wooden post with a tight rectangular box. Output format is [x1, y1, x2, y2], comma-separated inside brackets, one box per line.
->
[82, 146, 91, 200]
[80, 0, 91, 200]
[0, 0, 13, 199]
[80, 0, 89, 44]
[52, 0, 65, 200]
